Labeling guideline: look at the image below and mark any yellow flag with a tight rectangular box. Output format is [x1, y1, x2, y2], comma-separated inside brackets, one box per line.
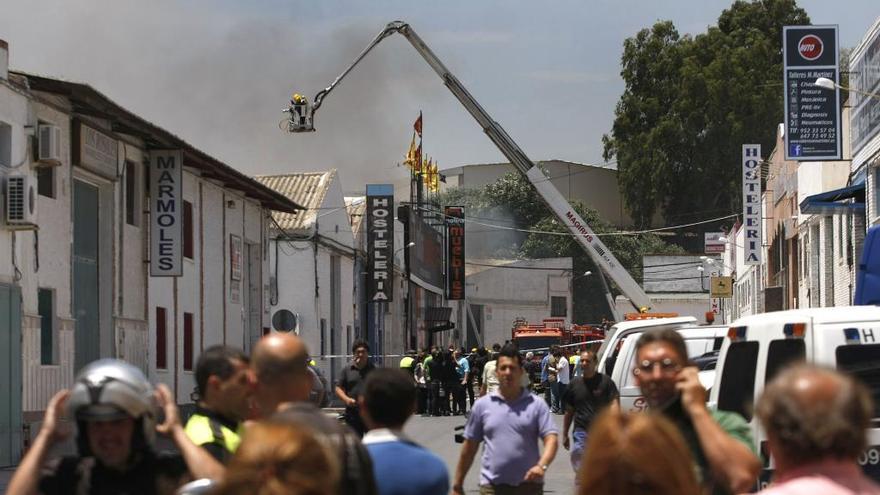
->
[431, 162, 440, 191]
[404, 133, 417, 170]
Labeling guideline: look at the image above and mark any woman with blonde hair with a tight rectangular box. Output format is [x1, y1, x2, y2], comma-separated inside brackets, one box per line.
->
[578, 410, 701, 495]
[212, 420, 339, 495]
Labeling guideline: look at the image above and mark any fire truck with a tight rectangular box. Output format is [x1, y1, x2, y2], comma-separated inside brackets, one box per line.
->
[511, 318, 605, 352]
[284, 21, 656, 322]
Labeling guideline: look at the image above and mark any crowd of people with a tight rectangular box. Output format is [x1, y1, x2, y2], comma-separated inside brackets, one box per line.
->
[5, 329, 879, 495]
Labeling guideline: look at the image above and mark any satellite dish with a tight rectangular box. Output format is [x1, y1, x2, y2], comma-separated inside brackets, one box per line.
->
[272, 309, 297, 332]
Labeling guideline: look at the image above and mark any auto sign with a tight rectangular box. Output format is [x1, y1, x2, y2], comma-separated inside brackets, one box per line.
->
[798, 34, 823, 61]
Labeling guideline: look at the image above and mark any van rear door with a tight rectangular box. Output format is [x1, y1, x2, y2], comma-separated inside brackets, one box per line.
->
[821, 322, 880, 481]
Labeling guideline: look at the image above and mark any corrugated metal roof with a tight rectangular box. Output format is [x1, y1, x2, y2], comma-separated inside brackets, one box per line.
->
[345, 196, 367, 240]
[255, 170, 336, 232]
[16, 71, 302, 214]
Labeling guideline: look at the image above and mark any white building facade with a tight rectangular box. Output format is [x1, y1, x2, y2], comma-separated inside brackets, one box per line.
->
[0, 54, 299, 464]
[258, 171, 358, 387]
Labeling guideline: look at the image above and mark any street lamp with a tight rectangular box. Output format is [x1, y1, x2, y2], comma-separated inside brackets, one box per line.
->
[395, 241, 416, 255]
[814, 77, 880, 101]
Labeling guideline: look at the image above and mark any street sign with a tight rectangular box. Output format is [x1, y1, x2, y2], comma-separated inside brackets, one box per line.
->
[783, 25, 841, 161]
[705, 232, 725, 254]
[710, 276, 733, 298]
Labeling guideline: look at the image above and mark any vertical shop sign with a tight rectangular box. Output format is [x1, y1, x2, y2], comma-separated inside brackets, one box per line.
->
[367, 184, 394, 302]
[742, 144, 762, 265]
[445, 206, 465, 300]
[150, 150, 183, 276]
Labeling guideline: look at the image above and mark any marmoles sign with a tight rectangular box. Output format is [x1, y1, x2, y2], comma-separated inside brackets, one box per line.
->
[150, 150, 183, 276]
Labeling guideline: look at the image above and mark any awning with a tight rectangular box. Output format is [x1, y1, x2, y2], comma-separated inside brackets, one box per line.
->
[799, 183, 865, 215]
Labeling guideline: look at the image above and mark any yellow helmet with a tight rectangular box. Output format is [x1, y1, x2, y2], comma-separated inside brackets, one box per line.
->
[308, 359, 316, 367]
[292, 93, 306, 104]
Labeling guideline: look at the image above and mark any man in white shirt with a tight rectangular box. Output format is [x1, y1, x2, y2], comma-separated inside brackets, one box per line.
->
[556, 351, 570, 414]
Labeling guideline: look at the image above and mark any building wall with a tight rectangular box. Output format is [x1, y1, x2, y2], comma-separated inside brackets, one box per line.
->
[441, 160, 641, 227]
[270, 175, 356, 385]
[453, 258, 573, 347]
[149, 171, 268, 405]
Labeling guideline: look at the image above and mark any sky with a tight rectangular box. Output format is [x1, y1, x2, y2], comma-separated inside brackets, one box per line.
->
[2, 1, 878, 194]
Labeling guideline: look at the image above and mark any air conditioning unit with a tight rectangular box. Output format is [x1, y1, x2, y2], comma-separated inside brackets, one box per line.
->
[37, 124, 61, 165]
[6, 173, 37, 227]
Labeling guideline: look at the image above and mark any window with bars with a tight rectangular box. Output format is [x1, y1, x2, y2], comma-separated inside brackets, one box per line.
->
[183, 312, 194, 371]
[551, 296, 567, 317]
[156, 307, 167, 369]
[183, 201, 193, 259]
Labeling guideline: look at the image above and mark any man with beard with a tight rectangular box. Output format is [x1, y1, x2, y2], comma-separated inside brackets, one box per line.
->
[632, 329, 759, 494]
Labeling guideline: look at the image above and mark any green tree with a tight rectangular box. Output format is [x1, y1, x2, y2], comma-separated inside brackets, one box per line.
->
[603, 0, 810, 228]
[437, 172, 684, 322]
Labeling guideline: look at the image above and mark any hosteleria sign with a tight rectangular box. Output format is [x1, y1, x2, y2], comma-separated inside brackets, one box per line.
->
[150, 150, 183, 276]
[366, 184, 394, 302]
[742, 144, 762, 265]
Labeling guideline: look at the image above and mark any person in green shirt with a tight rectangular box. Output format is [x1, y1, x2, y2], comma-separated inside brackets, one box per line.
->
[632, 329, 760, 495]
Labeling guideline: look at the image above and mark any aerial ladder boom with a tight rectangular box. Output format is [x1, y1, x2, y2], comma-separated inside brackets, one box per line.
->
[285, 21, 652, 315]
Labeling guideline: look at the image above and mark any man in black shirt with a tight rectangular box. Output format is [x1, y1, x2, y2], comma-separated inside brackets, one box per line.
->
[561, 350, 619, 473]
[335, 339, 376, 436]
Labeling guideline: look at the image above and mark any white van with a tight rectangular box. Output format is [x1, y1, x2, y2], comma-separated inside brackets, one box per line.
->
[602, 323, 727, 412]
[597, 316, 698, 379]
[709, 306, 880, 487]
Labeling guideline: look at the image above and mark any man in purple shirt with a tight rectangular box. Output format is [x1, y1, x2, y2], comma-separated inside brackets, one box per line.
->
[452, 343, 558, 495]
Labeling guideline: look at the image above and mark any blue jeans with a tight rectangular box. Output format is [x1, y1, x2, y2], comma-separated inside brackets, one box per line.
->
[549, 381, 560, 412]
[570, 429, 587, 473]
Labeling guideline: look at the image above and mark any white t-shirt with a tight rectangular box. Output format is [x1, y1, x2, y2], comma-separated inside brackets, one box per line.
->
[482, 360, 531, 394]
[557, 357, 570, 384]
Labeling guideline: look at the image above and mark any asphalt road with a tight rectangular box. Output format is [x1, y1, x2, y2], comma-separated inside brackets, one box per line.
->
[402, 411, 575, 494]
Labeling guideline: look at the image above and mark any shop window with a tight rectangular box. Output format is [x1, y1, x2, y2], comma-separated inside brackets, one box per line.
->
[156, 307, 167, 369]
[183, 312, 193, 371]
[38, 288, 55, 365]
[125, 161, 139, 226]
[37, 166, 55, 198]
[551, 296, 567, 317]
[183, 200, 193, 259]
[0, 121, 10, 167]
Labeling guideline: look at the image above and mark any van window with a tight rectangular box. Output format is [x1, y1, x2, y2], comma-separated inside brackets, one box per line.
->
[604, 336, 627, 376]
[836, 344, 880, 418]
[718, 341, 759, 420]
[765, 339, 806, 385]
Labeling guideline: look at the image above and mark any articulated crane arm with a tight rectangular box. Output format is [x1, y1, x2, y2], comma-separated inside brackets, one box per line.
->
[284, 21, 652, 316]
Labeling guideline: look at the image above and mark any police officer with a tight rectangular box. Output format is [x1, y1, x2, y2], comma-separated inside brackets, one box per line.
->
[7, 359, 223, 495]
[184, 346, 251, 462]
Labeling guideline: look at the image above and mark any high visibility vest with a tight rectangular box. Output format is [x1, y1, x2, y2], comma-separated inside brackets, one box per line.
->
[399, 356, 415, 369]
[184, 413, 241, 454]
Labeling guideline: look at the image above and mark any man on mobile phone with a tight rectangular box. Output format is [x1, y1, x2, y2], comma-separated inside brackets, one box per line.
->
[633, 329, 760, 495]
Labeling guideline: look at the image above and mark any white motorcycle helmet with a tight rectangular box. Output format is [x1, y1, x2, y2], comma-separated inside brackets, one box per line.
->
[67, 359, 158, 455]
